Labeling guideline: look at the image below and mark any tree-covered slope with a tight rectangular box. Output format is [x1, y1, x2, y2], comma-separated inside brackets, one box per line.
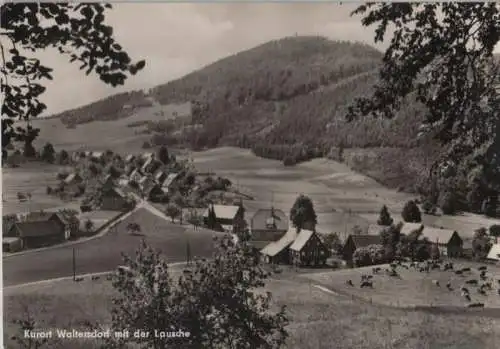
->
[48, 36, 436, 192]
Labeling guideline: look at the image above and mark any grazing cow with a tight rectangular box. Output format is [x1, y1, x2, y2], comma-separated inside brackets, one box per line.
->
[74, 277, 84, 282]
[480, 271, 487, 279]
[465, 279, 478, 286]
[455, 270, 463, 275]
[467, 303, 484, 308]
[346, 279, 354, 286]
[432, 280, 440, 287]
[464, 294, 471, 302]
[462, 267, 471, 272]
[360, 281, 373, 288]
[478, 288, 487, 295]
[478, 266, 487, 271]
[372, 267, 381, 274]
[446, 282, 452, 290]
[461, 287, 469, 294]
[91, 275, 100, 281]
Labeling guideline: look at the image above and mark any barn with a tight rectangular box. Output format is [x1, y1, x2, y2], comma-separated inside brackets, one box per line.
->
[289, 229, 329, 266]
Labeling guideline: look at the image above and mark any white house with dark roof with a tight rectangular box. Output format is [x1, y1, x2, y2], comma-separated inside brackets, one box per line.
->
[419, 226, 463, 257]
[161, 173, 180, 194]
[202, 204, 245, 233]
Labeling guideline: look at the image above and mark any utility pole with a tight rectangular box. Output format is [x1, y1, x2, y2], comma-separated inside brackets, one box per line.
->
[72, 248, 76, 281]
[186, 240, 191, 265]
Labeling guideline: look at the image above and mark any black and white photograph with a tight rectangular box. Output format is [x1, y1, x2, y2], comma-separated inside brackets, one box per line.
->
[2, 1, 500, 348]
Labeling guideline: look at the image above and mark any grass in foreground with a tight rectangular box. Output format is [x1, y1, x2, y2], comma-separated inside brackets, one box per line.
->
[4, 271, 500, 349]
[302, 262, 500, 309]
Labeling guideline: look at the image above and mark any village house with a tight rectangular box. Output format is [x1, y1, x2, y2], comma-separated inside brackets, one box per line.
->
[342, 234, 383, 264]
[202, 204, 245, 234]
[250, 208, 288, 249]
[419, 227, 463, 257]
[289, 229, 329, 266]
[487, 244, 500, 261]
[400, 222, 424, 236]
[91, 151, 104, 161]
[64, 173, 83, 186]
[5, 211, 73, 249]
[143, 182, 164, 202]
[100, 187, 130, 211]
[260, 228, 298, 264]
[153, 169, 168, 184]
[118, 175, 130, 187]
[161, 173, 180, 194]
[129, 168, 142, 183]
[125, 154, 136, 164]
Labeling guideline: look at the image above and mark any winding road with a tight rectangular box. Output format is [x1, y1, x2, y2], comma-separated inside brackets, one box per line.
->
[2, 198, 219, 287]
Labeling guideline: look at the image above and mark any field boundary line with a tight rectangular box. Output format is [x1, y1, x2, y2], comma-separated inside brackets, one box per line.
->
[3, 261, 189, 290]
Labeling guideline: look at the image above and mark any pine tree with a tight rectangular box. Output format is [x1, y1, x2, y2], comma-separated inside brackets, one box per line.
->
[377, 205, 393, 226]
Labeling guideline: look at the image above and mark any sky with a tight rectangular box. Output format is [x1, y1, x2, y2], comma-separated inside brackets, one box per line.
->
[26, 2, 387, 115]
[25, 2, 498, 116]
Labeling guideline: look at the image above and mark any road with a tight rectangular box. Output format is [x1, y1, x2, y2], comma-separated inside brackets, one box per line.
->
[2, 200, 218, 287]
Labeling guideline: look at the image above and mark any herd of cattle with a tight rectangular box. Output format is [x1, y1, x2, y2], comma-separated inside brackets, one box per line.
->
[345, 259, 500, 308]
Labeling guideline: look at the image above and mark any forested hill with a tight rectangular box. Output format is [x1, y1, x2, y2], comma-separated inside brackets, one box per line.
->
[48, 36, 437, 192]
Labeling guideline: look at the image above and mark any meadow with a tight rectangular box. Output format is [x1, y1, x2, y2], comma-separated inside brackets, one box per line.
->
[4, 267, 500, 349]
[14, 102, 190, 154]
[2, 207, 222, 286]
[302, 262, 500, 309]
[1, 162, 72, 215]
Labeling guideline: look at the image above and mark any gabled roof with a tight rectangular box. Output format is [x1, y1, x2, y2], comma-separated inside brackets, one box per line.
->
[17, 211, 53, 222]
[260, 228, 298, 257]
[154, 170, 166, 181]
[64, 173, 82, 184]
[348, 234, 382, 249]
[103, 187, 127, 199]
[161, 173, 179, 188]
[251, 208, 288, 231]
[12, 221, 63, 238]
[289, 229, 315, 252]
[420, 227, 459, 245]
[487, 244, 500, 261]
[400, 222, 424, 236]
[92, 151, 103, 158]
[141, 157, 153, 172]
[202, 205, 240, 220]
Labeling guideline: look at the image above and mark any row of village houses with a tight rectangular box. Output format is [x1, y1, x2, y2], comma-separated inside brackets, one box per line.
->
[201, 205, 500, 266]
[64, 152, 182, 210]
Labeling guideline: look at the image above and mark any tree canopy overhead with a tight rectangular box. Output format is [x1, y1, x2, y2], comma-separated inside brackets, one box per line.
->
[348, 2, 500, 188]
[1, 3, 145, 158]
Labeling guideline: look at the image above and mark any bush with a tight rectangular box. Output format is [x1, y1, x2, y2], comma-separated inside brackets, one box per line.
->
[353, 244, 386, 267]
[439, 191, 458, 215]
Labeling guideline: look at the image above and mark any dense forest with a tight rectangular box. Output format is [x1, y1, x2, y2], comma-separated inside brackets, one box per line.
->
[51, 36, 489, 213]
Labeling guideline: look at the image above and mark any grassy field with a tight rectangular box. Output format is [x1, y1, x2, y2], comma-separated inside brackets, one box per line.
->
[1, 162, 73, 215]
[302, 262, 500, 309]
[16, 103, 190, 154]
[187, 147, 413, 234]
[4, 267, 500, 349]
[3, 207, 222, 286]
